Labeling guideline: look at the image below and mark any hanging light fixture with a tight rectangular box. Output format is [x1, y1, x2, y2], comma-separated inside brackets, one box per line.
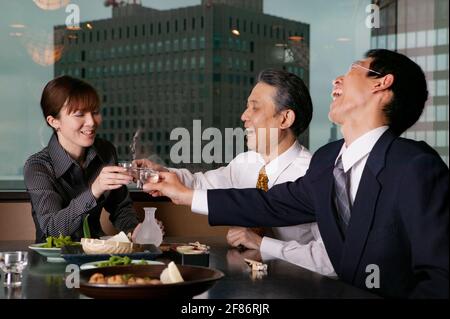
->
[20, 30, 64, 66]
[33, 0, 70, 11]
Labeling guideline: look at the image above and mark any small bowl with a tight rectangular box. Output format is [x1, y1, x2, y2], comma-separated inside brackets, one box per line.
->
[81, 238, 140, 255]
[28, 244, 65, 263]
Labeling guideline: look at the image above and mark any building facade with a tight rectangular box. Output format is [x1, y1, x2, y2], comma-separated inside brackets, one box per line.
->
[371, 0, 449, 165]
[54, 0, 310, 169]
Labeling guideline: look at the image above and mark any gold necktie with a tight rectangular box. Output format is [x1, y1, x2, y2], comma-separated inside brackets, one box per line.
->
[251, 166, 269, 236]
[256, 166, 269, 192]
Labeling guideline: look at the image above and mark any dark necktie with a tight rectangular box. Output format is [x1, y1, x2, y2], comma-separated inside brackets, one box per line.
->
[333, 156, 352, 234]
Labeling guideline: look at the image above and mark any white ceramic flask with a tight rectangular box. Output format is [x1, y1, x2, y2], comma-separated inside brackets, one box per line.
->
[135, 207, 163, 246]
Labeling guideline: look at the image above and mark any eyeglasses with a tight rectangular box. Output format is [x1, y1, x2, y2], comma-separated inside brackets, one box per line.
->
[350, 62, 383, 76]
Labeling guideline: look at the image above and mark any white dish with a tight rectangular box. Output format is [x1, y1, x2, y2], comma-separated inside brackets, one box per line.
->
[80, 259, 163, 270]
[81, 238, 137, 255]
[28, 243, 70, 263]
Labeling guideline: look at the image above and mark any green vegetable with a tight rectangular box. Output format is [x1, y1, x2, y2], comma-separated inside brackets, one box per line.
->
[41, 234, 79, 248]
[83, 214, 91, 238]
[94, 256, 149, 267]
[137, 259, 149, 265]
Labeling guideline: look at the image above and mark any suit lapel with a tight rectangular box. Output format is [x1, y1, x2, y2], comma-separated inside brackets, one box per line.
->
[339, 167, 380, 282]
[310, 141, 345, 271]
[313, 168, 345, 270]
[339, 129, 397, 283]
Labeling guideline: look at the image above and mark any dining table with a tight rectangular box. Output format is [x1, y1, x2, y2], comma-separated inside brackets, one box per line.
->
[0, 236, 378, 299]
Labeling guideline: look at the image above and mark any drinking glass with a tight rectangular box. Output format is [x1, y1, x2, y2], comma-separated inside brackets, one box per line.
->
[135, 168, 160, 189]
[117, 161, 134, 173]
[0, 251, 28, 287]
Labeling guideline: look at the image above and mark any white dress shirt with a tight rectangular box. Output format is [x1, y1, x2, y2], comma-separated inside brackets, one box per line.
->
[335, 126, 389, 204]
[184, 141, 335, 276]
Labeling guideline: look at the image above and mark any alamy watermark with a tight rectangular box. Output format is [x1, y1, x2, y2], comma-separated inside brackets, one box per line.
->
[365, 264, 380, 289]
[366, 4, 380, 29]
[168, 120, 279, 165]
[65, 4, 80, 30]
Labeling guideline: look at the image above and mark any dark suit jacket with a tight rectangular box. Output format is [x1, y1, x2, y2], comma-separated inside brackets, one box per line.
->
[208, 129, 449, 298]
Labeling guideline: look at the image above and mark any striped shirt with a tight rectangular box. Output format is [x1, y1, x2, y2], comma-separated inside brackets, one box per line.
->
[24, 134, 139, 242]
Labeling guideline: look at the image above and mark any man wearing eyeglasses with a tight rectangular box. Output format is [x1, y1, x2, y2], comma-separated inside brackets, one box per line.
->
[144, 49, 449, 298]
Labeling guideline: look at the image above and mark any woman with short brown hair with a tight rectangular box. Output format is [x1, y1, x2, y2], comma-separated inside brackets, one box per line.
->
[24, 76, 139, 242]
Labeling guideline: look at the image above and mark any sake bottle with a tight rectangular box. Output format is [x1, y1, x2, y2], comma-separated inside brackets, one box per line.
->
[135, 207, 163, 246]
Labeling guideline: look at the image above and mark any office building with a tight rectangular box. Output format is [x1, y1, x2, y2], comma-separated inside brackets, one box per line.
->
[54, 0, 310, 169]
[371, 0, 449, 165]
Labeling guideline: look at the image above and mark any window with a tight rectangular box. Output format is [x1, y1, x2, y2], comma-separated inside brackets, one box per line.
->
[437, 54, 448, 71]
[437, 80, 448, 96]
[437, 131, 448, 147]
[427, 55, 436, 72]
[165, 40, 171, 52]
[436, 105, 448, 122]
[199, 56, 205, 69]
[417, 31, 426, 47]
[397, 33, 406, 50]
[1, 1, 448, 191]
[173, 39, 179, 51]
[407, 32, 416, 48]
[199, 36, 206, 49]
[426, 105, 435, 122]
[437, 28, 448, 45]
[427, 29, 436, 47]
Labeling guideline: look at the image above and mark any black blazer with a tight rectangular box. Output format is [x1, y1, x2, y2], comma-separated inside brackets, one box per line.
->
[208, 129, 449, 298]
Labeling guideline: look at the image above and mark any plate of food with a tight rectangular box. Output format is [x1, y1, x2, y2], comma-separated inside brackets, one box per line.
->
[29, 235, 80, 263]
[79, 262, 224, 299]
[159, 242, 210, 266]
[80, 256, 164, 270]
[61, 232, 162, 265]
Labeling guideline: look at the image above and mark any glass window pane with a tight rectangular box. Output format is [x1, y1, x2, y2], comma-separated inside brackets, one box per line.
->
[427, 55, 436, 72]
[417, 31, 426, 47]
[1, 0, 448, 192]
[437, 54, 448, 71]
[437, 131, 448, 147]
[397, 33, 406, 50]
[437, 80, 448, 96]
[426, 105, 435, 122]
[416, 131, 425, 141]
[427, 29, 436, 47]
[436, 105, 448, 122]
[426, 131, 436, 147]
[437, 28, 448, 45]
[387, 34, 396, 50]
[407, 32, 416, 48]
